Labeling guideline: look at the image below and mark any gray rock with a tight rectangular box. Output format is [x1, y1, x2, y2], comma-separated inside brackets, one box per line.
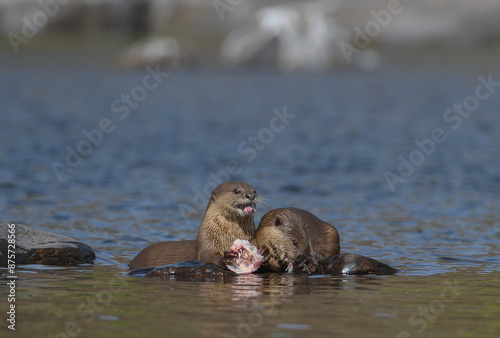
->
[0, 224, 95, 267]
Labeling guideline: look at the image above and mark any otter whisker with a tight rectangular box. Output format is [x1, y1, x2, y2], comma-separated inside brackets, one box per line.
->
[255, 197, 273, 213]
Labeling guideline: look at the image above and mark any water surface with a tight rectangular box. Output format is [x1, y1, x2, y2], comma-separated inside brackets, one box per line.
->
[0, 51, 499, 337]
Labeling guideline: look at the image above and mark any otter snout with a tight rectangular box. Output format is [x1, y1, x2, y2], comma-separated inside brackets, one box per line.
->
[245, 192, 257, 201]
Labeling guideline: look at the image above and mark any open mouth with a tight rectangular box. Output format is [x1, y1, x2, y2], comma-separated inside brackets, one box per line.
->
[237, 203, 256, 215]
[282, 256, 294, 273]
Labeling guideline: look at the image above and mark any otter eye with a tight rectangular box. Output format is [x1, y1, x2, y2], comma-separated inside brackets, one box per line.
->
[234, 189, 241, 194]
[292, 240, 298, 247]
[275, 218, 282, 226]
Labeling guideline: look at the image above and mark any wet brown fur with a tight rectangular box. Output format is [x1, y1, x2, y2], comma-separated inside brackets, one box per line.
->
[128, 240, 197, 270]
[129, 182, 258, 270]
[197, 182, 258, 268]
[255, 207, 340, 272]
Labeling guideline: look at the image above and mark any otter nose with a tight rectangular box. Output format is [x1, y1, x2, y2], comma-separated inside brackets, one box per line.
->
[246, 192, 256, 200]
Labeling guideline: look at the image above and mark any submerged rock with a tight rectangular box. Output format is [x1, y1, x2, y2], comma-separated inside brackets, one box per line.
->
[129, 254, 397, 281]
[0, 224, 95, 267]
[129, 260, 232, 282]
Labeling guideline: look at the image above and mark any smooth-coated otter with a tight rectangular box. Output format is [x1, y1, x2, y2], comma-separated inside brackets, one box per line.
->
[255, 207, 397, 275]
[255, 207, 340, 272]
[129, 181, 259, 270]
[197, 181, 259, 268]
[129, 204, 397, 276]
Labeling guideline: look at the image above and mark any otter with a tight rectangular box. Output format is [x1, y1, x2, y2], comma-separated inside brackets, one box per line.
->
[129, 181, 259, 270]
[130, 204, 397, 276]
[255, 207, 340, 273]
[197, 181, 259, 268]
[255, 207, 396, 275]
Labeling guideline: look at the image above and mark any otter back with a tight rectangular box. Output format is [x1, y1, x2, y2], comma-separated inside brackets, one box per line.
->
[129, 240, 197, 270]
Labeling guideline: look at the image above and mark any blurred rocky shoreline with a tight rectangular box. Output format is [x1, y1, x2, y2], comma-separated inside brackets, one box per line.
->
[1, 0, 499, 71]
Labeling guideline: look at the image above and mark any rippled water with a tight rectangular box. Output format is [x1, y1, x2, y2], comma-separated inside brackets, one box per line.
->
[0, 50, 499, 337]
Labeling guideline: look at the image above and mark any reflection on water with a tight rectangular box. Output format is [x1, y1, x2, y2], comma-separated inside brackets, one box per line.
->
[0, 51, 499, 336]
[11, 265, 500, 337]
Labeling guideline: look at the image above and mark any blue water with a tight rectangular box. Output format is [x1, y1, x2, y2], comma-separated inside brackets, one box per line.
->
[0, 51, 499, 337]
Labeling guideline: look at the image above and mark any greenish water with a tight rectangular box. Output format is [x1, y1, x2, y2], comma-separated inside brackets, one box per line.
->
[10, 265, 500, 337]
[0, 49, 499, 337]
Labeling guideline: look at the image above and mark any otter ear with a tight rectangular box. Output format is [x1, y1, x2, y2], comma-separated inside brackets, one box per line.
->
[211, 189, 218, 201]
[274, 217, 282, 226]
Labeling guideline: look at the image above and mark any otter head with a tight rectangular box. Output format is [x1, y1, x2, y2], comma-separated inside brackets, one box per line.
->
[209, 181, 258, 219]
[256, 210, 315, 272]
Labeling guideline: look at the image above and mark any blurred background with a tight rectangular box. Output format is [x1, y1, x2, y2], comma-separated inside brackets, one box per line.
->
[1, 0, 500, 70]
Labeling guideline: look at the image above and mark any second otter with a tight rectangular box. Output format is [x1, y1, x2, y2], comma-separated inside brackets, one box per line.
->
[255, 207, 397, 275]
[255, 207, 340, 272]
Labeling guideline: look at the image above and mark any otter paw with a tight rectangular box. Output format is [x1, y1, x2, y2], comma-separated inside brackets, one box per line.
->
[296, 256, 318, 274]
[258, 245, 271, 264]
[222, 250, 238, 266]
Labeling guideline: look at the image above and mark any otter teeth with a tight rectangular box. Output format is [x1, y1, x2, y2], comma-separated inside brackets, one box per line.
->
[285, 260, 294, 273]
[283, 257, 294, 273]
[239, 203, 256, 214]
